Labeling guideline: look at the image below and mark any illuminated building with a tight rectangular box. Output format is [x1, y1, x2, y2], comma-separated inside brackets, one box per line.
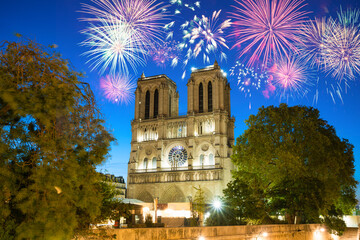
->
[127, 61, 235, 205]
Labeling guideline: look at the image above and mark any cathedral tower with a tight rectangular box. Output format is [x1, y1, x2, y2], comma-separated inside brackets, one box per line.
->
[127, 62, 235, 204]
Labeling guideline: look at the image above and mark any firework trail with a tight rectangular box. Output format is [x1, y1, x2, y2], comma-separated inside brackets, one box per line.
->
[100, 75, 136, 104]
[149, 40, 181, 67]
[81, 17, 145, 75]
[230, 0, 308, 67]
[180, 10, 231, 78]
[269, 55, 311, 100]
[337, 7, 360, 27]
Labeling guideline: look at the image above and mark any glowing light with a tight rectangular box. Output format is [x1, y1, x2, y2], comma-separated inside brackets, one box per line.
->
[100, 75, 136, 104]
[230, 0, 308, 67]
[213, 199, 222, 209]
[320, 227, 325, 232]
[198, 237, 205, 240]
[143, 207, 150, 212]
[262, 232, 268, 237]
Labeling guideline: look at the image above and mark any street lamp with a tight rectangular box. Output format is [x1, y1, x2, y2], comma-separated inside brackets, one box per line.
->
[213, 199, 222, 210]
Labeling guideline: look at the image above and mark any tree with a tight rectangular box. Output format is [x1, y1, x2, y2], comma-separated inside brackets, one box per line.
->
[191, 185, 206, 226]
[229, 104, 357, 234]
[0, 38, 115, 239]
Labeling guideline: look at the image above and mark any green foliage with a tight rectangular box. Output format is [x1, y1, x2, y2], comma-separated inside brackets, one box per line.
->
[193, 185, 206, 216]
[0, 39, 115, 239]
[95, 182, 130, 224]
[228, 104, 357, 234]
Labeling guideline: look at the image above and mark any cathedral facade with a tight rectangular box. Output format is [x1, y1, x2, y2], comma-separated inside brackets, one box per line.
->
[127, 61, 235, 204]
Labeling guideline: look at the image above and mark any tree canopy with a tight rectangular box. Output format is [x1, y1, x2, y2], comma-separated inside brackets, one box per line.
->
[0, 38, 115, 239]
[226, 104, 357, 234]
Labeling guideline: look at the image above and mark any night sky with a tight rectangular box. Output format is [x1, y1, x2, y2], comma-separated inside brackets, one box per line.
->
[1, 0, 360, 198]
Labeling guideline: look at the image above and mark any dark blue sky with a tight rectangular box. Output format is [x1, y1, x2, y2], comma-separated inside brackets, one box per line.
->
[1, 0, 360, 198]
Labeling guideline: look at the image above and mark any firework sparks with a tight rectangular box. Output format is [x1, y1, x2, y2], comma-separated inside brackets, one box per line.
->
[298, 17, 330, 68]
[163, 0, 201, 40]
[322, 19, 360, 80]
[180, 10, 231, 78]
[337, 7, 360, 28]
[230, 61, 268, 98]
[100, 75, 136, 104]
[80, 0, 167, 56]
[149, 41, 181, 67]
[81, 17, 145, 74]
[230, 61, 269, 109]
[269, 56, 311, 99]
[230, 0, 308, 67]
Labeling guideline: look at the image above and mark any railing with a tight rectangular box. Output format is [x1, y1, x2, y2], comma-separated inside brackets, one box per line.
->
[132, 165, 218, 173]
[128, 166, 222, 184]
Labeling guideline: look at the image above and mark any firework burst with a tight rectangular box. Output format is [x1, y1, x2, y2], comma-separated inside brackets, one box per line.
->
[81, 17, 145, 74]
[230, 0, 308, 67]
[322, 19, 360, 80]
[180, 10, 231, 78]
[230, 61, 268, 98]
[149, 41, 181, 67]
[269, 55, 311, 99]
[298, 17, 330, 68]
[100, 75, 136, 104]
[230, 61, 269, 109]
[80, 0, 167, 73]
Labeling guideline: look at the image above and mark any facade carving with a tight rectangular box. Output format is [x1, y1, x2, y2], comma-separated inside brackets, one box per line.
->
[127, 61, 235, 204]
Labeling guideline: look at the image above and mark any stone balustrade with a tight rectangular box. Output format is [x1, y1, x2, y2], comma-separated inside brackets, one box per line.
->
[129, 166, 222, 184]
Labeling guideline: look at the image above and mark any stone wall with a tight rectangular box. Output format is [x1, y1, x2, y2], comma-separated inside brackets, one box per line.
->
[89, 224, 353, 240]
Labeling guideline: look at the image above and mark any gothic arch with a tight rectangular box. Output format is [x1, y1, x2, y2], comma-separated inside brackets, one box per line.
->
[200, 186, 213, 203]
[154, 89, 159, 118]
[199, 82, 203, 113]
[145, 90, 150, 119]
[160, 185, 186, 203]
[136, 190, 153, 202]
[208, 81, 213, 112]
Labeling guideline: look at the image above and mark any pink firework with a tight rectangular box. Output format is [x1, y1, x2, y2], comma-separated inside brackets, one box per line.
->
[100, 75, 136, 104]
[230, 0, 308, 67]
[269, 56, 310, 99]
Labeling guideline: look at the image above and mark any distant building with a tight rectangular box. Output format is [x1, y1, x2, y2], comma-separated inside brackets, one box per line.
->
[127, 61, 235, 204]
[103, 174, 126, 199]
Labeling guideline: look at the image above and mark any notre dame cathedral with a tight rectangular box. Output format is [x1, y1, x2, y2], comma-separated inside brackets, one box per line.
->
[127, 61, 235, 204]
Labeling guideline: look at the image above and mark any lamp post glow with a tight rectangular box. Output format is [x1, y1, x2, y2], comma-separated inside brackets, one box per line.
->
[213, 199, 222, 210]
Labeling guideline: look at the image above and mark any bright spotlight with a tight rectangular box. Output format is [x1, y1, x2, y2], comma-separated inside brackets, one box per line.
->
[198, 236, 205, 240]
[213, 199, 222, 209]
[262, 232, 268, 237]
[320, 227, 325, 232]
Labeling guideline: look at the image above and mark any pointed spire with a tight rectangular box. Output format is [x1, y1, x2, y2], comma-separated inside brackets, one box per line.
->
[141, 72, 145, 79]
[213, 60, 219, 69]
